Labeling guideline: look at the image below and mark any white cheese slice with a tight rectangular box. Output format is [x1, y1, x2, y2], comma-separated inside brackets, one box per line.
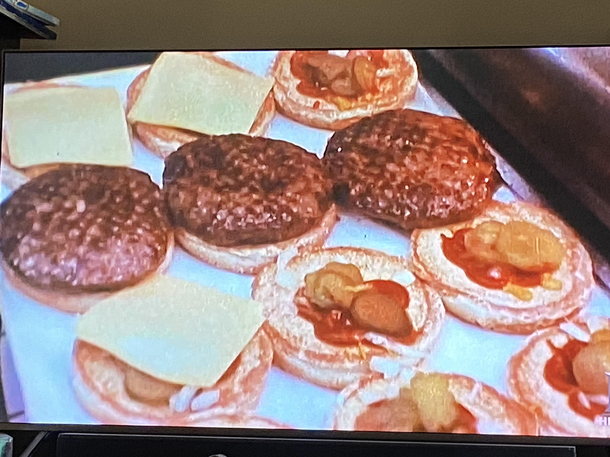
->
[127, 52, 274, 135]
[4, 86, 133, 169]
[76, 276, 265, 387]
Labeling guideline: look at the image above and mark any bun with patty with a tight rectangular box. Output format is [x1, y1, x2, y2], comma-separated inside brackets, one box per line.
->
[163, 134, 337, 274]
[0, 165, 173, 314]
[323, 109, 498, 230]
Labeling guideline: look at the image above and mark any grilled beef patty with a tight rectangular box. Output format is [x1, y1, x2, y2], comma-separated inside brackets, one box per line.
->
[0, 165, 171, 293]
[163, 134, 332, 247]
[323, 109, 498, 229]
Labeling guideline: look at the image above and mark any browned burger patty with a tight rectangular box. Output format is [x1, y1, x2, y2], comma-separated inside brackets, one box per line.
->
[0, 165, 172, 298]
[323, 109, 498, 230]
[163, 134, 332, 247]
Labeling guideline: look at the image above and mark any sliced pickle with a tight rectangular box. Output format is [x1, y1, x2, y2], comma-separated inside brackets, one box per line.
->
[495, 221, 565, 272]
[305, 53, 351, 84]
[304, 263, 363, 310]
[123, 366, 182, 405]
[572, 341, 610, 395]
[330, 77, 359, 97]
[463, 221, 504, 262]
[503, 283, 534, 301]
[351, 292, 412, 336]
[410, 373, 460, 432]
[352, 56, 377, 92]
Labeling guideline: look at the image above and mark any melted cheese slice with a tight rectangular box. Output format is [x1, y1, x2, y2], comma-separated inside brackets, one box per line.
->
[127, 52, 273, 135]
[4, 86, 133, 169]
[76, 276, 265, 387]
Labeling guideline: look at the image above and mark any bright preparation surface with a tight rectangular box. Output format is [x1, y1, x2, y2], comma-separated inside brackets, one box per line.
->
[1, 51, 610, 428]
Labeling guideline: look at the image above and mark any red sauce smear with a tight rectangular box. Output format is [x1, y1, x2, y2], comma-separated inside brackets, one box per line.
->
[290, 50, 386, 100]
[356, 399, 477, 433]
[296, 280, 419, 347]
[543, 339, 606, 420]
[441, 228, 549, 289]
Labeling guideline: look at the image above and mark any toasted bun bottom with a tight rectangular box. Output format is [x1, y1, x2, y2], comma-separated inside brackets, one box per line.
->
[176, 205, 337, 275]
[1, 234, 174, 314]
[508, 325, 610, 437]
[410, 201, 595, 334]
[272, 50, 418, 130]
[72, 330, 273, 426]
[126, 54, 276, 159]
[252, 247, 445, 390]
[332, 372, 538, 435]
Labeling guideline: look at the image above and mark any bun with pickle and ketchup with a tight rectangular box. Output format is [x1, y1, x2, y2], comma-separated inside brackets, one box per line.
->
[509, 316, 610, 437]
[252, 247, 445, 390]
[333, 370, 538, 435]
[272, 50, 418, 130]
[72, 276, 273, 425]
[410, 201, 594, 334]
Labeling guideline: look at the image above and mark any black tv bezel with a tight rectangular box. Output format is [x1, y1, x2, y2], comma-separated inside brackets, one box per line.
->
[2, 46, 610, 447]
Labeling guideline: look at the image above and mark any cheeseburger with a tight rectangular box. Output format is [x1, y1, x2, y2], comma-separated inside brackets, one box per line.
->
[72, 276, 273, 425]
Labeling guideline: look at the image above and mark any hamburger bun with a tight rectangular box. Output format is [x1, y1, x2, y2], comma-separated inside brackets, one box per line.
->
[73, 330, 273, 425]
[126, 52, 275, 159]
[332, 371, 538, 435]
[272, 50, 418, 130]
[410, 201, 594, 334]
[508, 318, 610, 437]
[163, 134, 337, 274]
[0, 165, 173, 313]
[252, 247, 445, 390]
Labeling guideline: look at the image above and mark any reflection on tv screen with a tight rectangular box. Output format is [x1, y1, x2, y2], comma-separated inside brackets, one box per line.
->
[1, 49, 610, 439]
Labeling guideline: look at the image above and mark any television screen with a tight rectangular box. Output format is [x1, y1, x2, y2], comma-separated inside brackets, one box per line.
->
[1, 48, 610, 441]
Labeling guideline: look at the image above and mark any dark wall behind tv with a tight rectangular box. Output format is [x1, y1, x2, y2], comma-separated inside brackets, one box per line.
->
[19, 0, 610, 51]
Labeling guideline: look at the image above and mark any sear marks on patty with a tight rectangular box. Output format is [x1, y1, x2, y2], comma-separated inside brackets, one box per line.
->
[0, 165, 171, 293]
[163, 134, 332, 247]
[323, 109, 498, 230]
